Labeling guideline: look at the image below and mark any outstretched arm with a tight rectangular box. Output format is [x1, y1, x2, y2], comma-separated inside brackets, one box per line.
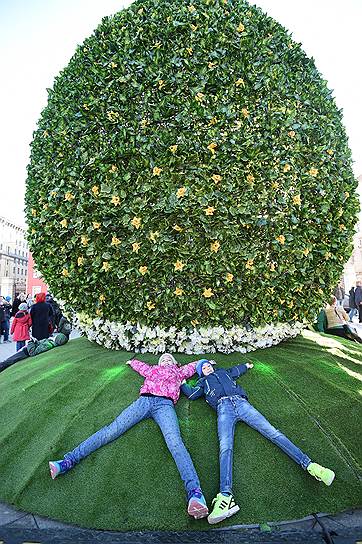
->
[227, 362, 253, 379]
[178, 361, 197, 381]
[181, 380, 205, 400]
[126, 358, 153, 377]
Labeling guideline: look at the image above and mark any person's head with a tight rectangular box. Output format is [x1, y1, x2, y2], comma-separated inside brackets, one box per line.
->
[0, 296, 4, 303]
[18, 303, 28, 311]
[5, 296, 11, 302]
[158, 353, 178, 367]
[36, 292, 46, 303]
[54, 333, 69, 346]
[357, 281, 362, 287]
[329, 295, 337, 307]
[196, 359, 216, 377]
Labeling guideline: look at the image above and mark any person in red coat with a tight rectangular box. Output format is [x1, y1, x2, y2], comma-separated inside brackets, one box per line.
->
[10, 303, 32, 351]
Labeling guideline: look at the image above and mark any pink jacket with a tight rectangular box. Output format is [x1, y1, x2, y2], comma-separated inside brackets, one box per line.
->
[10, 311, 32, 341]
[129, 359, 197, 404]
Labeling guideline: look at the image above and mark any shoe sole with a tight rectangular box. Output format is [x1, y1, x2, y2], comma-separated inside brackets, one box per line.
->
[187, 499, 209, 519]
[49, 461, 59, 480]
[208, 504, 240, 525]
[323, 471, 335, 486]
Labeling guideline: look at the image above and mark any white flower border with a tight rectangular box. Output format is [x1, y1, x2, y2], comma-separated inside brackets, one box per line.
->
[73, 312, 305, 354]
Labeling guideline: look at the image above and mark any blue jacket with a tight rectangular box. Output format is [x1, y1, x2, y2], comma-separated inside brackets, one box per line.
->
[181, 364, 249, 410]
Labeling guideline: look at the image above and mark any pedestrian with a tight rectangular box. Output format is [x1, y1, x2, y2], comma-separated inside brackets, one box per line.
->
[333, 283, 345, 308]
[354, 281, 362, 323]
[348, 285, 357, 322]
[26, 293, 34, 310]
[10, 302, 32, 351]
[48, 353, 209, 520]
[324, 296, 362, 343]
[30, 292, 53, 340]
[182, 359, 335, 525]
[0, 296, 12, 343]
[11, 293, 22, 317]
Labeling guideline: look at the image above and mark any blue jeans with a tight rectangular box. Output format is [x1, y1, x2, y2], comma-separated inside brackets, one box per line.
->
[349, 307, 357, 321]
[1, 319, 9, 341]
[16, 340, 26, 351]
[65, 395, 200, 497]
[217, 396, 311, 494]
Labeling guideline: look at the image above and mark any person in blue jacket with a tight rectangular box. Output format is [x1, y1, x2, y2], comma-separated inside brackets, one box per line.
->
[181, 359, 335, 525]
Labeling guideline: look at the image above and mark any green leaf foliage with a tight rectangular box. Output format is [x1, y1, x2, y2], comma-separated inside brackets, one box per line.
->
[25, 0, 359, 330]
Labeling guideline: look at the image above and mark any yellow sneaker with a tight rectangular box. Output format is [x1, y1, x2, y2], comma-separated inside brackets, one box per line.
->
[207, 493, 240, 524]
[307, 462, 335, 486]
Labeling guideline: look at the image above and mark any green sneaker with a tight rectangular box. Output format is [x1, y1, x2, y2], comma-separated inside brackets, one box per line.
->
[207, 493, 240, 525]
[307, 462, 335, 486]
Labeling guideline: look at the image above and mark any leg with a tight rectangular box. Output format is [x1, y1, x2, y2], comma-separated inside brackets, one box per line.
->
[152, 398, 200, 495]
[236, 399, 311, 469]
[65, 396, 151, 464]
[3, 319, 10, 341]
[217, 399, 237, 494]
[0, 348, 29, 372]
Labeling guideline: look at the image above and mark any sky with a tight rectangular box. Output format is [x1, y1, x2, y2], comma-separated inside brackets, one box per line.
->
[0, 0, 361, 228]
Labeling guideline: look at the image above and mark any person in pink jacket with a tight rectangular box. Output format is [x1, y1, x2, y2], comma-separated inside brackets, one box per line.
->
[48, 353, 208, 519]
[10, 302, 32, 351]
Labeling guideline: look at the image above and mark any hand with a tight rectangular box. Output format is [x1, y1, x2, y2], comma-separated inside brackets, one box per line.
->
[246, 362, 254, 369]
[181, 379, 186, 385]
[125, 359, 132, 365]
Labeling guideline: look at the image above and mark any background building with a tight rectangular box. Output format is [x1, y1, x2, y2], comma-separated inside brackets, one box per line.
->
[26, 252, 48, 297]
[0, 216, 28, 298]
[343, 175, 362, 290]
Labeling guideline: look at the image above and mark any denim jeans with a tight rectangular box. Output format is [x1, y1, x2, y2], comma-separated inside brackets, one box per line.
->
[349, 307, 357, 321]
[65, 395, 200, 496]
[217, 396, 311, 494]
[1, 319, 9, 341]
[16, 340, 26, 351]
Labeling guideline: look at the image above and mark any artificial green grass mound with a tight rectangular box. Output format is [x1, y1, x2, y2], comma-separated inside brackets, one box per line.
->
[0, 330, 361, 531]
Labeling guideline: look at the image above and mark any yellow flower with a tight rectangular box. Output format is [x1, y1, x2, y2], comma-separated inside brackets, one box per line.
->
[174, 260, 185, 271]
[226, 273, 234, 283]
[111, 236, 121, 246]
[283, 164, 291, 172]
[237, 22, 245, 32]
[169, 145, 178, 153]
[208, 116, 218, 126]
[50, 190, 57, 197]
[324, 252, 332, 260]
[188, 5, 196, 12]
[208, 62, 217, 69]
[186, 47, 193, 55]
[62, 268, 69, 277]
[271, 181, 279, 190]
[31, 228, 36, 234]
[174, 287, 184, 296]
[302, 248, 310, 256]
[173, 224, 183, 232]
[153, 166, 162, 176]
[339, 224, 346, 231]
[146, 301, 155, 310]
[288, 130, 295, 138]
[140, 119, 148, 128]
[77, 256, 84, 266]
[132, 242, 141, 253]
[131, 217, 141, 229]
[287, 301, 294, 309]
[247, 174, 255, 184]
[109, 164, 117, 173]
[207, 142, 217, 154]
[92, 222, 101, 229]
[293, 194, 301, 206]
[102, 261, 110, 272]
[158, 79, 165, 89]
[211, 174, 221, 184]
[99, 294, 106, 303]
[81, 236, 89, 246]
[60, 219, 68, 228]
[344, 191, 350, 199]
[110, 195, 120, 206]
[203, 288, 214, 298]
[235, 78, 245, 87]
[270, 263, 276, 272]
[153, 41, 162, 49]
[327, 149, 334, 155]
[190, 24, 198, 31]
[210, 241, 220, 253]
[191, 319, 199, 326]
[31, 208, 37, 216]
[64, 192, 75, 201]
[43, 130, 49, 136]
[245, 259, 254, 270]
[107, 110, 120, 122]
[205, 206, 215, 216]
[176, 187, 187, 198]
[110, 61, 118, 68]
[96, 308, 102, 316]
[195, 92, 205, 102]
[82, 103, 89, 110]
[149, 231, 160, 242]
[241, 108, 249, 118]
[309, 167, 318, 177]
[92, 185, 99, 196]
[43, 204, 48, 210]
[276, 235, 285, 244]
[139, 266, 148, 275]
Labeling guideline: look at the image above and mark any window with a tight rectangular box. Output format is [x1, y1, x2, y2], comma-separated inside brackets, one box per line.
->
[32, 286, 41, 296]
[33, 269, 41, 279]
